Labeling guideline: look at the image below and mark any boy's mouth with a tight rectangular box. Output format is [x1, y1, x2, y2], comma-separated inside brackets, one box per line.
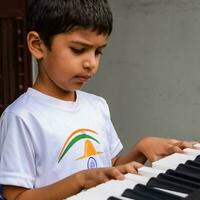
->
[75, 75, 91, 83]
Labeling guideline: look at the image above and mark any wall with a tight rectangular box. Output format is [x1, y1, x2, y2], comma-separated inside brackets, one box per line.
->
[84, 0, 200, 152]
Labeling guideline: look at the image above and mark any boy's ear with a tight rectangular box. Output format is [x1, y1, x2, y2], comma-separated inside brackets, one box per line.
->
[27, 31, 46, 59]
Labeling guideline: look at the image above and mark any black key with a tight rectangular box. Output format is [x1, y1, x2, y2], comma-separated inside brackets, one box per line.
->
[147, 177, 194, 194]
[122, 188, 160, 200]
[107, 197, 122, 200]
[185, 160, 200, 169]
[165, 169, 200, 185]
[194, 155, 200, 162]
[157, 173, 200, 190]
[132, 184, 181, 200]
[185, 188, 200, 200]
[176, 163, 200, 177]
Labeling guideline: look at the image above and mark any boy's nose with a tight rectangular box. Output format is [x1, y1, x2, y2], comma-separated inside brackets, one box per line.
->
[83, 54, 98, 70]
[83, 61, 91, 68]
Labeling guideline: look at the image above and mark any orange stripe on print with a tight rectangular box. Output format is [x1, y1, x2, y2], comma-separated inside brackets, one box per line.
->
[59, 128, 97, 158]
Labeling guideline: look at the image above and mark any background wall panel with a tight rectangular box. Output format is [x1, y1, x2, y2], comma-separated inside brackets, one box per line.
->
[0, 0, 31, 115]
[84, 0, 200, 152]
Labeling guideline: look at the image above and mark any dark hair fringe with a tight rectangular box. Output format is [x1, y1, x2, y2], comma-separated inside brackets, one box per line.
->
[27, 0, 113, 48]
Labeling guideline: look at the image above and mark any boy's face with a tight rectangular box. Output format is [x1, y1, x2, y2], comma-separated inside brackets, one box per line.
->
[34, 28, 108, 100]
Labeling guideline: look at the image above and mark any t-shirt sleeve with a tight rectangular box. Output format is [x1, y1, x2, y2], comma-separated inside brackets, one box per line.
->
[0, 112, 36, 188]
[107, 120, 123, 159]
[100, 98, 123, 159]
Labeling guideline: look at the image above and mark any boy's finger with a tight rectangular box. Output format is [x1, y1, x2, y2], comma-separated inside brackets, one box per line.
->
[172, 145, 183, 153]
[174, 141, 197, 150]
[108, 168, 125, 180]
[124, 166, 138, 174]
[100, 176, 109, 183]
[98, 171, 111, 183]
[167, 142, 186, 154]
[132, 162, 143, 169]
[182, 141, 198, 149]
[150, 155, 163, 162]
[168, 139, 179, 144]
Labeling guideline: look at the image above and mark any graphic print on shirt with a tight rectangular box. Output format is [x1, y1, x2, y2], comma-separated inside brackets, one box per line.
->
[58, 128, 103, 168]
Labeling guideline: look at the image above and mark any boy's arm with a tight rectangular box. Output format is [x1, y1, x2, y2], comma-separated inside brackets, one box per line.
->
[112, 143, 146, 166]
[112, 137, 197, 166]
[3, 172, 82, 200]
[3, 164, 142, 200]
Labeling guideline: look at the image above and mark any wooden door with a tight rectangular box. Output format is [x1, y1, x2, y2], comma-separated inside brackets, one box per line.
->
[0, 0, 32, 115]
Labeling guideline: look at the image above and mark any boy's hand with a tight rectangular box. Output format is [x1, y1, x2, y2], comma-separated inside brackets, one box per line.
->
[76, 161, 142, 190]
[116, 161, 143, 174]
[2, 162, 142, 200]
[137, 137, 197, 162]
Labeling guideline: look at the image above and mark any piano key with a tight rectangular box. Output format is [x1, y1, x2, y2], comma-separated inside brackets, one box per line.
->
[152, 153, 197, 170]
[154, 187, 188, 198]
[157, 173, 200, 190]
[125, 173, 149, 184]
[176, 163, 200, 177]
[165, 169, 200, 183]
[194, 155, 200, 162]
[122, 188, 160, 200]
[138, 166, 165, 177]
[108, 196, 133, 200]
[68, 179, 139, 200]
[128, 173, 187, 197]
[107, 173, 187, 199]
[184, 188, 200, 200]
[183, 148, 200, 156]
[147, 176, 193, 194]
[124, 173, 187, 198]
[185, 160, 200, 168]
[107, 197, 121, 200]
[121, 184, 182, 200]
[194, 143, 200, 149]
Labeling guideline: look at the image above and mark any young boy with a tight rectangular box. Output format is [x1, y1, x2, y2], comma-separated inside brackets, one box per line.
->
[0, 0, 195, 199]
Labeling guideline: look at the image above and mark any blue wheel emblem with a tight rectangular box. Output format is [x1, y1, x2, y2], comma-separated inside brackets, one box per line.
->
[87, 157, 97, 169]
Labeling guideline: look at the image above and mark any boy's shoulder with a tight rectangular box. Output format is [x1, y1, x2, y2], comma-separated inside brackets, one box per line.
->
[78, 90, 105, 100]
[3, 89, 32, 117]
[78, 90, 107, 105]
[78, 90, 110, 114]
[3, 89, 110, 118]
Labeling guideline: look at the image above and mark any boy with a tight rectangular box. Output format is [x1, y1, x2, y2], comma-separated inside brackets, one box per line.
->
[0, 0, 195, 199]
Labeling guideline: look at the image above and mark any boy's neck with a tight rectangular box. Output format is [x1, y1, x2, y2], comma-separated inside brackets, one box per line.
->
[33, 82, 76, 102]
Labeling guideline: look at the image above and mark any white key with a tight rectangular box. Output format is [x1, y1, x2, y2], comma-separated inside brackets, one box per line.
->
[125, 173, 149, 184]
[155, 187, 188, 198]
[152, 153, 196, 170]
[194, 143, 200, 149]
[138, 166, 165, 177]
[124, 171, 187, 198]
[108, 195, 134, 200]
[183, 148, 200, 156]
[67, 179, 139, 200]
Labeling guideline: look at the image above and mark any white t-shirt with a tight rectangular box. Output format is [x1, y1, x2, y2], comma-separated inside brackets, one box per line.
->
[0, 88, 123, 189]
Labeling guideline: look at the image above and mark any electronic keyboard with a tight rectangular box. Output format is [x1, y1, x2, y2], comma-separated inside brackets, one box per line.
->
[67, 143, 200, 200]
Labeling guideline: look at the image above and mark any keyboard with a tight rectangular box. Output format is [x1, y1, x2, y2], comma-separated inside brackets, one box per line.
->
[67, 143, 200, 200]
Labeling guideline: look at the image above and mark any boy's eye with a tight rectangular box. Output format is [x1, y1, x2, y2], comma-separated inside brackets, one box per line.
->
[70, 47, 104, 56]
[70, 47, 86, 54]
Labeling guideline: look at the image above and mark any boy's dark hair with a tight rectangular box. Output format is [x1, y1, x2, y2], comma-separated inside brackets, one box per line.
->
[27, 0, 113, 49]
